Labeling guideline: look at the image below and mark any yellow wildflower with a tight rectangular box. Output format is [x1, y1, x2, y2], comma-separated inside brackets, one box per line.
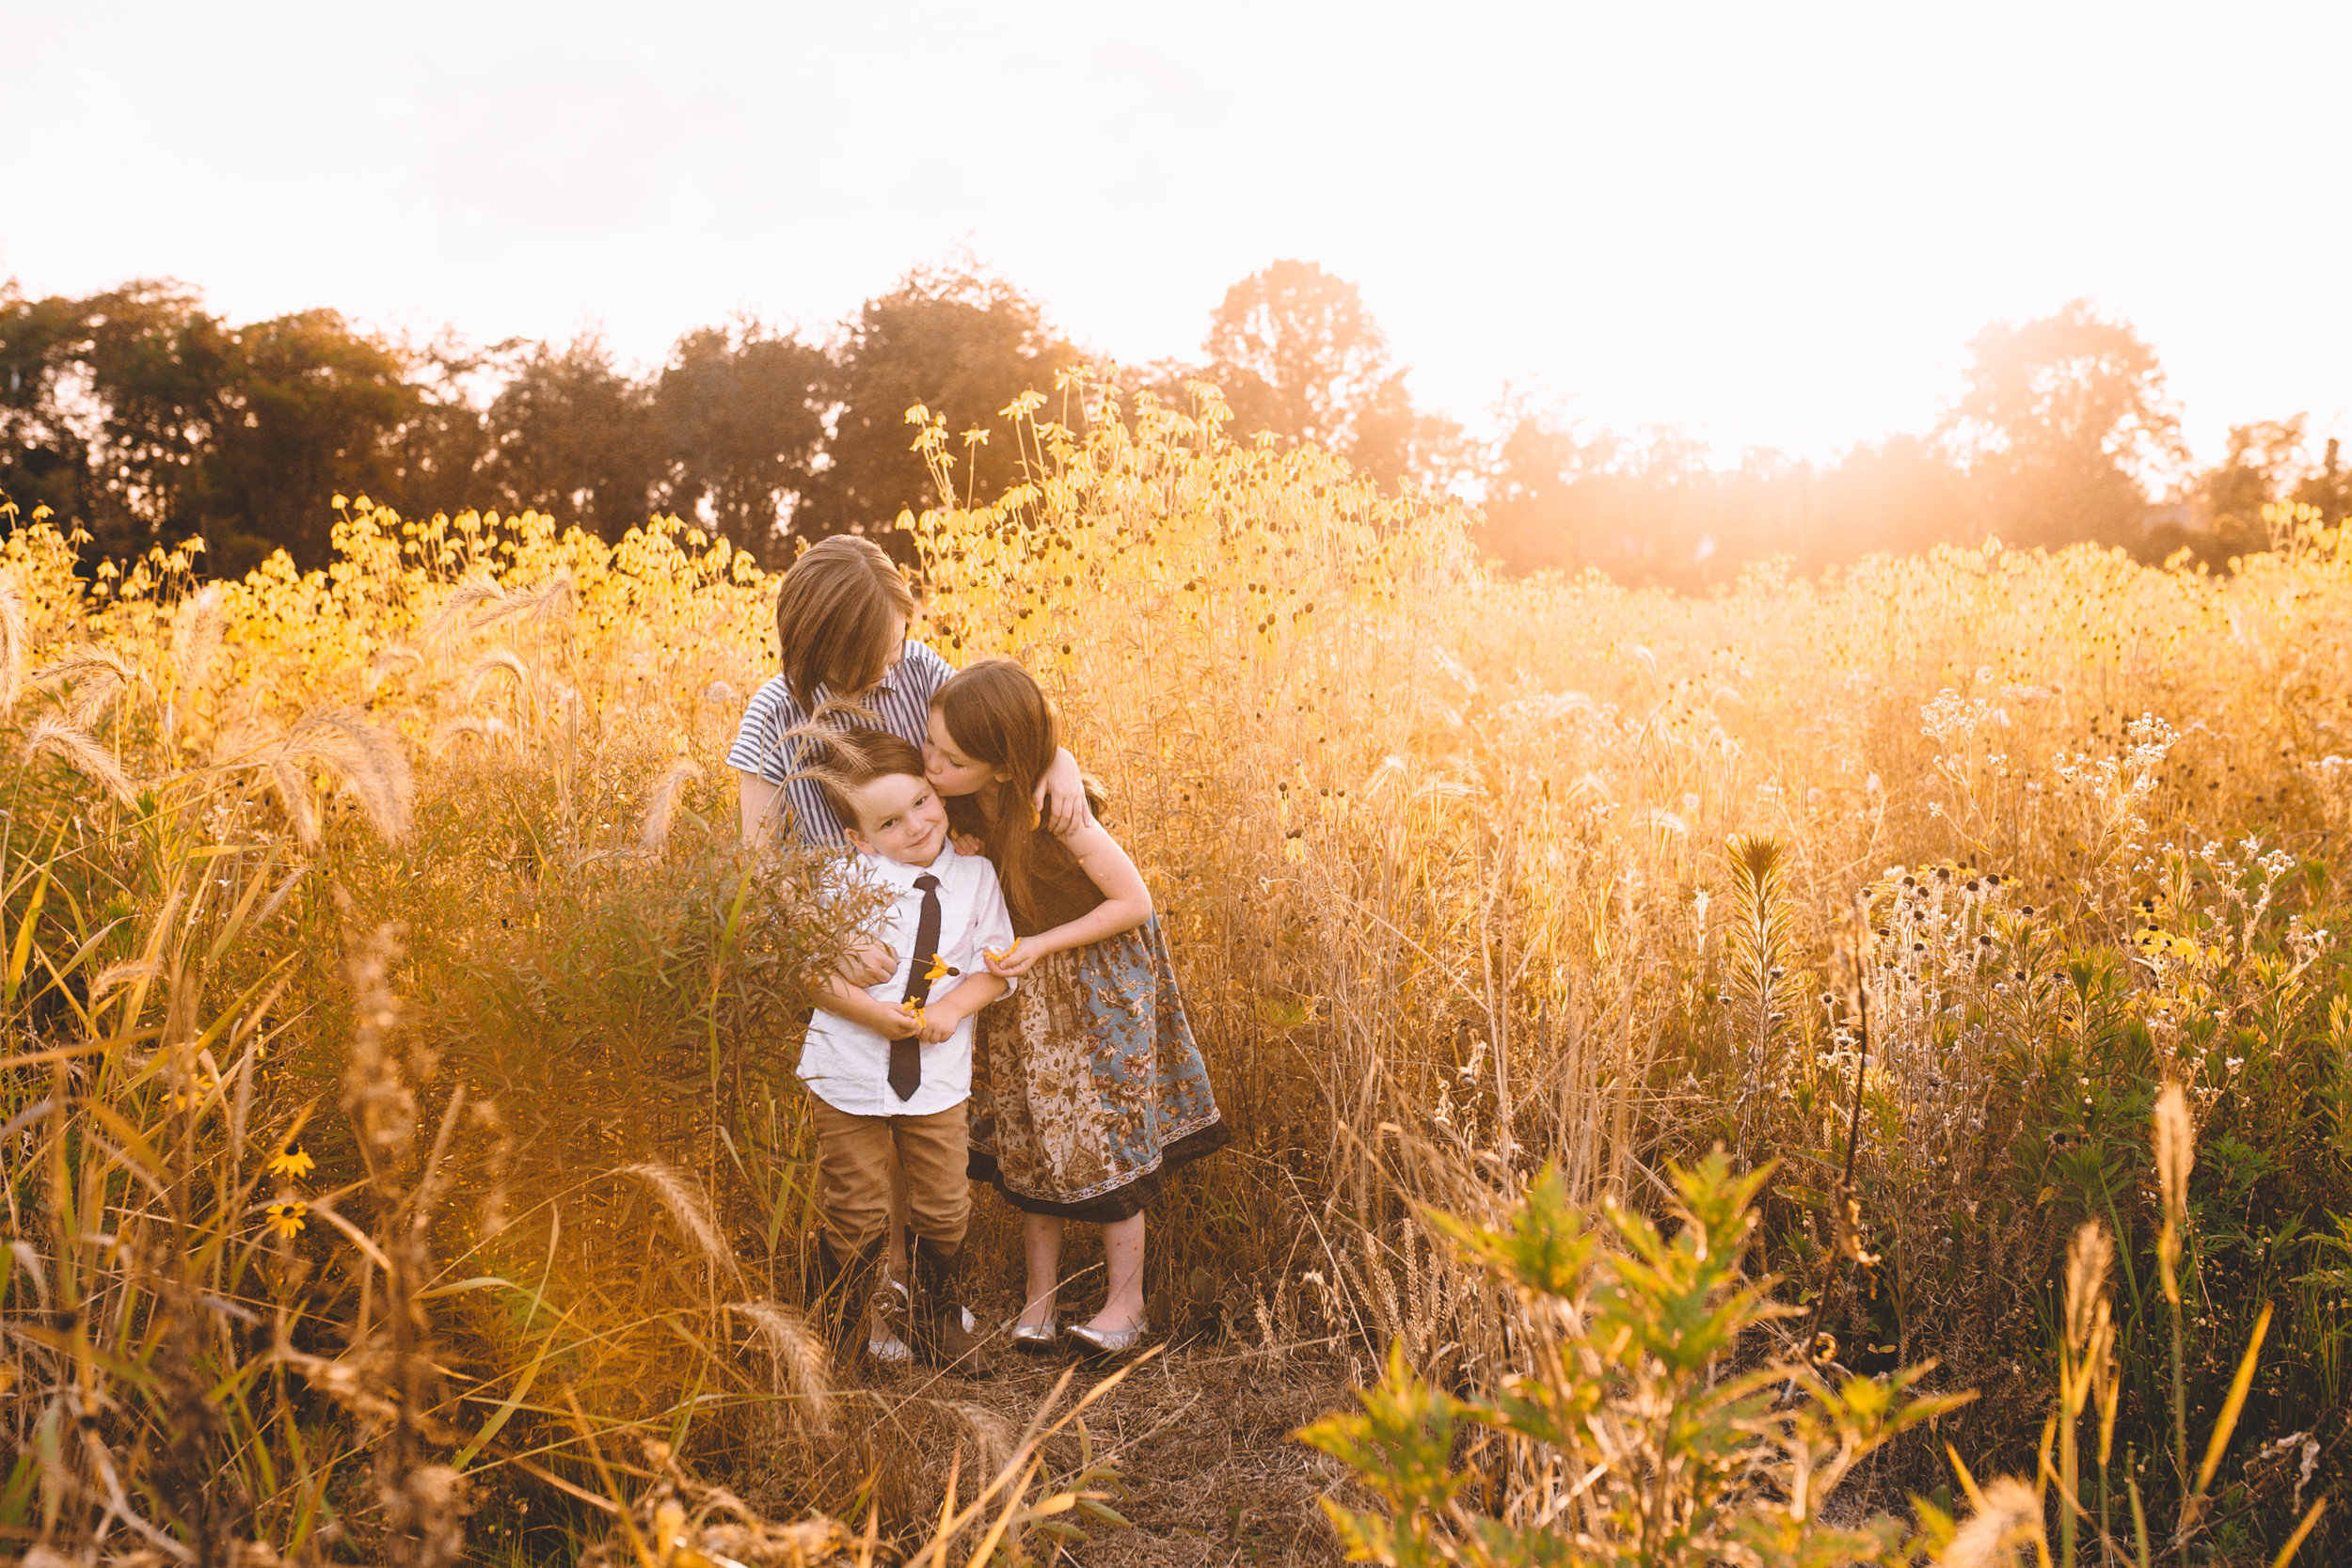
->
[264, 1201, 308, 1239]
[268, 1147, 315, 1180]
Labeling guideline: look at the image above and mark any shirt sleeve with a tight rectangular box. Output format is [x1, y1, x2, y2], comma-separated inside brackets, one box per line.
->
[964, 860, 1020, 994]
[903, 641, 956, 705]
[726, 678, 787, 782]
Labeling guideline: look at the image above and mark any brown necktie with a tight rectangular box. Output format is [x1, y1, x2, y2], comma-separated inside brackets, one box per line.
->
[888, 874, 942, 1101]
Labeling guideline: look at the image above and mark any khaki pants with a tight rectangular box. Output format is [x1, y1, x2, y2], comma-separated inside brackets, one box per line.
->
[807, 1097, 970, 1258]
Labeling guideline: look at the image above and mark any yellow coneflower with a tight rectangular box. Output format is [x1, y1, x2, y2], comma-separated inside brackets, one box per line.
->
[267, 1147, 315, 1180]
[264, 1200, 308, 1239]
[923, 953, 958, 982]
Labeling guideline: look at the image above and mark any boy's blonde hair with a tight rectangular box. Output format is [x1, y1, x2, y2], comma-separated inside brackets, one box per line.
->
[804, 727, 928, 832]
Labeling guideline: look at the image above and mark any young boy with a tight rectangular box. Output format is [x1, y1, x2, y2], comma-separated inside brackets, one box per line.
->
[801, 730, 1014, 1371]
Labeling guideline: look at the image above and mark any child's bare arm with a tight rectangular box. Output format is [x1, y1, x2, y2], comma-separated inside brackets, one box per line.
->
[916, 974, 1009, 1043]
[819, 974, 917, 1038]
[986, 820, 1150, 976]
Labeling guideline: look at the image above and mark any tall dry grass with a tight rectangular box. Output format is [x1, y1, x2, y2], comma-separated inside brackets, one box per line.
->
[2, 382, 2348, 1560]
[910, 380, 2352, 1554]
[0, 497, 1116, 1562]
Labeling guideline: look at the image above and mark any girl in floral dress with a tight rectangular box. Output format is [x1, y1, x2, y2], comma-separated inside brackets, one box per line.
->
[924, 659, 1226, 1354]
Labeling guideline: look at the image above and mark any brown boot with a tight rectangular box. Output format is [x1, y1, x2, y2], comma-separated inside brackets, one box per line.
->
[909, 1234, 992, 1377]
[811, 1237, 890, 1371]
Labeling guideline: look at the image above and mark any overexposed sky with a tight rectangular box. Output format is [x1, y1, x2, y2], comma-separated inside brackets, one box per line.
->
[6, 0, 2348, 469]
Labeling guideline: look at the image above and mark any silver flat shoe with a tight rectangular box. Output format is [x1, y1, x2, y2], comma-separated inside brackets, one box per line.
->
[1066, 1321, 1149, 1358]
[1008, 1318, 1059, 1353]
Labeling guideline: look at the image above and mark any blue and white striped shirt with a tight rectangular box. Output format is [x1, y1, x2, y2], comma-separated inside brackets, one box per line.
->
[726, 641, 957, 847]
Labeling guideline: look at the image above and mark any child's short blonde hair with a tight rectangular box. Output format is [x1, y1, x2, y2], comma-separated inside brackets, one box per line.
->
[805, 727, 927, 832]
[774, 536, 916, 706]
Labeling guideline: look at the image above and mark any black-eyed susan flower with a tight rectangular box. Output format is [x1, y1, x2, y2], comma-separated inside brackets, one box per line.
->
[264, 1200, 308, 1239]
[985, 937, 1021, 965]
[923, 953, 959, 983]
[268, 1147, 315, 1180]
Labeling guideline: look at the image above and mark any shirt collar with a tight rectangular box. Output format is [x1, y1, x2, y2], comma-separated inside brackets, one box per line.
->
[858, 841, 957, 891]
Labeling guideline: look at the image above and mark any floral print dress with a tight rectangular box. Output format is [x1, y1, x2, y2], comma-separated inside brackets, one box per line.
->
[961, 811, 1226, 1223]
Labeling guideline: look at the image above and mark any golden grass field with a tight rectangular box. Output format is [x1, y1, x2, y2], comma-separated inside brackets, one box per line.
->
[4, 378, 2350, 1564]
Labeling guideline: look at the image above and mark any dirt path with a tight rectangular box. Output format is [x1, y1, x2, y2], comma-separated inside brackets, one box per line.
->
[850, 1341, 1354, 1567]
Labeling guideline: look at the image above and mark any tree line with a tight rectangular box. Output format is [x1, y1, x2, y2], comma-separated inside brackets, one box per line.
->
[4, 260, 2342, 584]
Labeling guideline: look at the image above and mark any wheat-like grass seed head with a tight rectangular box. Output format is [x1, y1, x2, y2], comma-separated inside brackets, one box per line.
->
[622, 1163, 743, 1285]
[2154, 1081, 2193, 1230]
[171, 582, 228, 703]
[1940, 1474, 2043, 1568]
[2062, 1220, 2113, 1354]
[0, 570, 26, 712]
[421, 573, 514, 645]
[727, 1300, 834, 1434]
[22, 719, 140, 805]
[637, 758, 704, 855]
[288, 706, 416, 843]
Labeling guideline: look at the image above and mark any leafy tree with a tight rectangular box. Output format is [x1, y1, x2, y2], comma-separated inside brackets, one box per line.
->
[1480, 403, 1979, 582]
[1, 284, 436, 571]
[0, 283, 102, 541]
[2293, 436, 2350, 526]
[478, 334, 663, 544]
[1204, 260, 1389, 454]
[1809, 434, 1977, 562]
[1478, 401, 1752, 585]
[0, 280, 235, 562]
[384, 332, 494, 526]
[1945, 299, 2185, 549]
[1478, 395, 1611, 573]
[795, 264, 1073, 552]
[655, 321, 826, 564]
[191, 309, 423, 574]
[2189, 416, 2310, 556]
[1202, 259, 1459, 487]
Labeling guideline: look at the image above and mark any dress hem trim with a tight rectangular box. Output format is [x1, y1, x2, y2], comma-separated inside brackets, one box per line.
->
[970, 1117, 1230, 1222]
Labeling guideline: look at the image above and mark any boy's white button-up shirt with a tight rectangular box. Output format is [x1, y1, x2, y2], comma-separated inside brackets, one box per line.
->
[799, 842, 1017, 1118]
